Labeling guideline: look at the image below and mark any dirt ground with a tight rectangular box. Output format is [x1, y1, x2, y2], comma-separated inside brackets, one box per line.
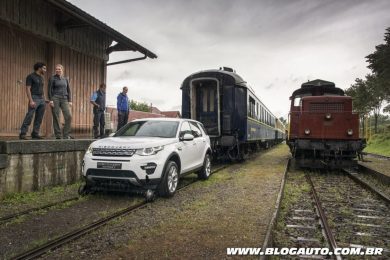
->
[41, 144, 289, 259]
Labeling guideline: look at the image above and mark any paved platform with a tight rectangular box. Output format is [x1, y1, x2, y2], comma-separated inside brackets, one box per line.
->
[0, 139, 93, 198]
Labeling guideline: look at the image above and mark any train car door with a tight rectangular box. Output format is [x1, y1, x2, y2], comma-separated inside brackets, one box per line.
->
[191, 79, 220, 136]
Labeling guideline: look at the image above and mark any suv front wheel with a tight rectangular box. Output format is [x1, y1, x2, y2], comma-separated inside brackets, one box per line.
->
[158, 161, 179, 197]
[197, 153, 211, 180]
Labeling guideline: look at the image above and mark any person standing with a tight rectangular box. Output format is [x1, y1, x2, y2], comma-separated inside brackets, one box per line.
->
[90, 83, 106, 138]
[20, 62, 47, 140]
[48, 64, 73, 139]
[116, 86, 130, 130]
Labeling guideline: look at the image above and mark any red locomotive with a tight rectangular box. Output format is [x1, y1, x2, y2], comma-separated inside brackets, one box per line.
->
[288, 79, 365, 168]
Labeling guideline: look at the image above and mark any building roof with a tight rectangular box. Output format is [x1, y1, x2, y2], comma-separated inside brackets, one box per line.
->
[48, 0, 157, 59]
[161, 111, 181, 118]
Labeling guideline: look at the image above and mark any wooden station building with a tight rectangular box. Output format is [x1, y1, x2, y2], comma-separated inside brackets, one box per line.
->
[0, 0, 157, 137]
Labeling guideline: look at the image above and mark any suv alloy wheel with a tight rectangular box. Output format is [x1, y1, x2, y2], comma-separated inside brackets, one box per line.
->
[158, 161, 179, 197]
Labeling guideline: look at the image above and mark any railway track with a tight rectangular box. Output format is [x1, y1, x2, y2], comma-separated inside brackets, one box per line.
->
[10, 164, 230, 260]
[0, 197, 80, 223]
[270, 164, 389, 259]
[362, 152, 390, 160]
[309, 171, 389, 258]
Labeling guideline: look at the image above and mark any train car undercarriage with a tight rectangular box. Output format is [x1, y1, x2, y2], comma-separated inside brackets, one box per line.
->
[289, 139, 365, 169]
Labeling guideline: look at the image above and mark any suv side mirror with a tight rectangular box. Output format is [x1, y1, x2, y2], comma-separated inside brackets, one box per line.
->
[181, 133, 194, 141]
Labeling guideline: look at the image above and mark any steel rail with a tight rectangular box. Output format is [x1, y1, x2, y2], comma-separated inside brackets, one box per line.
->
[305, 174, 341, 260]
[0, 197, 80, 223]
[358, 164, 390, 185]
[343, 168, 390, 203]
[361, 152, 390, 160]
[11, 164, 230, 260]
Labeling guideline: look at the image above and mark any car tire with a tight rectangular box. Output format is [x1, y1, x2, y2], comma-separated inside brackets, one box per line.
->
[197, 153, 211, 180]
[158, 161, 179, 197]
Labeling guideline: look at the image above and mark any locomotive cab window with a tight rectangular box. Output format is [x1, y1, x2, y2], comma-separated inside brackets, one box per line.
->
[293, 94, 311, 107]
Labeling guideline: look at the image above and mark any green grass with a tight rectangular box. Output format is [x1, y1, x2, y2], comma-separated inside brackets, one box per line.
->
[364, 132, 390, 156]
[1, 182, 81, 205]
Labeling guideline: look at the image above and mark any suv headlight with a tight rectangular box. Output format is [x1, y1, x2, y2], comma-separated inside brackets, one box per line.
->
[86, 145, 93, 154]
[136, 146, 164, 156]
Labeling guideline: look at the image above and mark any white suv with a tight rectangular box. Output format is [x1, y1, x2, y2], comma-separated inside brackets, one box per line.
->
[81, 118, 212, 198]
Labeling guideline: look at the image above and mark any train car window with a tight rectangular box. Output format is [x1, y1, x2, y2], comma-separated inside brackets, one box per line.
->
[180, 121, 192, 138]
[256, 103, 259, 120]
[202, 91, 208, 112]
[189, 121, 202, 138]
[261, 107, 264, 122]
[210, 89, 215, 112]
[198, 122, 208, 135]
[249, 96, 255, 118]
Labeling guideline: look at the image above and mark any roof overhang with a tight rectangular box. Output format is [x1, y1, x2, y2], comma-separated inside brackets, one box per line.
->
[47, 0, 157, 59]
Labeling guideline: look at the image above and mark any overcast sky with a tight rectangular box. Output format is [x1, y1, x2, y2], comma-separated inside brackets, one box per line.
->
[69, 0, 390, 118]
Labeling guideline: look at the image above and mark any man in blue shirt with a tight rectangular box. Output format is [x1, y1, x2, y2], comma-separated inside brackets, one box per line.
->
[116, 86, 130, 130]
[90, 84, 106, 138]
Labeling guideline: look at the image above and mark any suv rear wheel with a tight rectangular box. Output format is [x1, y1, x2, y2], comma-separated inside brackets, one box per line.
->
[197, 153, 211, 180]
[158, 161, 179, 197]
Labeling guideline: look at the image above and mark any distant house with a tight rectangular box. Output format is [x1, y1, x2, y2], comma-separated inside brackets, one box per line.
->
[106, 106, 181, 131]
[0, 0, 156, 137]
[150, 106, 161, 114]
[161, 111, 181, 118]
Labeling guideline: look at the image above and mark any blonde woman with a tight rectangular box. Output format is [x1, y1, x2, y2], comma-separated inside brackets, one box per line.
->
[48, 64, 73, 139]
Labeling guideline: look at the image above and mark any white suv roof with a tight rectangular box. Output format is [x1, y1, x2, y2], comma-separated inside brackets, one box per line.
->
[132, 118, 200, 123]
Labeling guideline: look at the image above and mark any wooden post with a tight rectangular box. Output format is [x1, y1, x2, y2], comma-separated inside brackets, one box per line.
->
[44, 42, 56, 138]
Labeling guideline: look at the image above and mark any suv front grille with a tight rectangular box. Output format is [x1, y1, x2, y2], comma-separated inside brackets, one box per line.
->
[92, 148, 136, 157]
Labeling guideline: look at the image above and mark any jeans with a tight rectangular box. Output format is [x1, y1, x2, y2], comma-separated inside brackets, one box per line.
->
[52, 95, 72, 138]
[117, 110, 129, 130]
[93, 110, 105, 138]
[20, 95, 46, 136]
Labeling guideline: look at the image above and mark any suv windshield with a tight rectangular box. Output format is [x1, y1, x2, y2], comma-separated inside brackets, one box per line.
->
[115, 121, 179, 138]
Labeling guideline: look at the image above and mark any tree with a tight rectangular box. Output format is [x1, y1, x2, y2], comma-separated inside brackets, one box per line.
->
[366, 74, 387, 133]
[366, 27, 390, 113]
[345, 78, 372, 134]
[129, 100, 150, 112]
[278, 117, 287, 125]
[366, 27, 390, 84]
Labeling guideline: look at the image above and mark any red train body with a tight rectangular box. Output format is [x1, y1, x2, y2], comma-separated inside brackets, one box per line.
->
[288, 79, 365, 168]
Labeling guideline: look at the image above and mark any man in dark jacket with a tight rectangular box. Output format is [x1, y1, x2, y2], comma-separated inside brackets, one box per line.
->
[19, 62, 47, 139]
[116, 86, 130, 130]
[90, 83, 106, 138]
